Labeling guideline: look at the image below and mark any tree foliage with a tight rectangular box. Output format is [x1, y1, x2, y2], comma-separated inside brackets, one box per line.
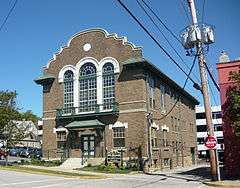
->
[0, 91, 21, 134]
[0, 90, 39, 147]
[224, 71, 240, 135]
[21, 110, 40, 123]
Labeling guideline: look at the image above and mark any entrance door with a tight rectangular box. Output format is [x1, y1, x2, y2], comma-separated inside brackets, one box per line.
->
[82, 135, 95, 158]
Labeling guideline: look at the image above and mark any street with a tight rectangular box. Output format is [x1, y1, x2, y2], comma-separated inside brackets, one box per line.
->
[0, 169, 210, 188]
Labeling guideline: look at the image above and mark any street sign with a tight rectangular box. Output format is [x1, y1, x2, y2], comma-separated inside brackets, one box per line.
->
[205, 136, 217, 149]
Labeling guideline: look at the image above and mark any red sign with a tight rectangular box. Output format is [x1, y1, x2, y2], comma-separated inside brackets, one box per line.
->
[205, 136, 217, 149]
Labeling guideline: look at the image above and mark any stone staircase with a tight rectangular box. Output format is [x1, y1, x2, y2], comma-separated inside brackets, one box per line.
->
[60, 158, 88, 169]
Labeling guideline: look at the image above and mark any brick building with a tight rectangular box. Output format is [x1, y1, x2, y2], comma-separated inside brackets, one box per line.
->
[217, 52, 240, 177]
[35, 28, 198, 170]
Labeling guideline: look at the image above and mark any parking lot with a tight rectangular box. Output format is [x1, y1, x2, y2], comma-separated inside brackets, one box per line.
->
[0, 156, 31, 165]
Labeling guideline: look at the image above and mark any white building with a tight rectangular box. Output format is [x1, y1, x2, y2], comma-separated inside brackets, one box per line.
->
[195, 106, 224, 161]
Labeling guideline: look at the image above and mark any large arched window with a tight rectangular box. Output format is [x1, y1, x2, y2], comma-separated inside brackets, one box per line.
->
[63, 70, 74, 114]
[103, 63, 115, 110]
[79, 63, 97, 112]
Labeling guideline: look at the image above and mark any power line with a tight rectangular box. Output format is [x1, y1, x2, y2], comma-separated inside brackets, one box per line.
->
[201, 0, 206, 23]
[205, 63, 220, 91]
[116, 0, 198, 86]
[180, 0, 191, 23]
[138, 0, 201, 83]
[142, 0, 182, 44]
[154, 54, 198, 121]
[0, 0, 18, 32]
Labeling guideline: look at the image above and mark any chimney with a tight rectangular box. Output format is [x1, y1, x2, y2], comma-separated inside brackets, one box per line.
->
[219, 51, 230, 63]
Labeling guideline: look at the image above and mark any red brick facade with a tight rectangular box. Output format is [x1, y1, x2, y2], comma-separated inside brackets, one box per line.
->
[217, 60, 240, 177]
[35, 29, 198, 170]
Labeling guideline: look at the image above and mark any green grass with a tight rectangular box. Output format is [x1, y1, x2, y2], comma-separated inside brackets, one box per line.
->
[80, 164, 134, 174]
[20, 159, 62, 167]
[0, 165, 104, 179]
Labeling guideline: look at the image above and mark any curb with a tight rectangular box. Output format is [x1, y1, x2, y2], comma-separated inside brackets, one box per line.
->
[203, 181, 240, 188]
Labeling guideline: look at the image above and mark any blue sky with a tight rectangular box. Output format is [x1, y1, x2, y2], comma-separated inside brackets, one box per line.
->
[0, 0, 239, 117]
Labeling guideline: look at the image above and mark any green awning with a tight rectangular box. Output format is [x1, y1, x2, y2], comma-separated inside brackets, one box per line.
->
[34, 75, 55, 85]
[65, 120, 104, 129]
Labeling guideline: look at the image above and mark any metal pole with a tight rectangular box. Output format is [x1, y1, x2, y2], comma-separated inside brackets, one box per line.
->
[187, 0, 218, 181]
[215, 149, 221, 181]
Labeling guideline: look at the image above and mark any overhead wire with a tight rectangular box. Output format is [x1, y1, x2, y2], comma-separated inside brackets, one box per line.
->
[180, 0, 191, 24]
[153, 54, 198, 121]
[0, 0, 18, 32]
[201, 0, 206, 23]
[205, 63, 220, 91]
[141, 0, 219, 92]
[116, 0, 199, 87]
[139, 0, 201, 83]
[208, 79, 222, 128]
[142, 0, 182, 44]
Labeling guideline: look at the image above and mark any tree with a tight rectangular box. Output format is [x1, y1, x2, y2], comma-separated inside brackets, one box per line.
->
[21, 110, 40, 124]
[223, 71, 240, 135]
[0, 91, 29, 165]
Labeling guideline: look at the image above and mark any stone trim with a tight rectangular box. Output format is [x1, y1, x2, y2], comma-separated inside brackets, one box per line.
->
[42, 117, 56, 120]
[119, 100, 146, 105]
[119, 108, 147, 114]
[109, 121, 128, 129]
[43, 110, 57, 113]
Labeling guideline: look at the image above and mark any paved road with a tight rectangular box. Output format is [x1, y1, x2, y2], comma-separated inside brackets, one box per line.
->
[0, 169, 210, 188]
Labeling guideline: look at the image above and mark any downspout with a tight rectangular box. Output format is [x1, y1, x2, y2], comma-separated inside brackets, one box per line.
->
[143, 73, 152, 173]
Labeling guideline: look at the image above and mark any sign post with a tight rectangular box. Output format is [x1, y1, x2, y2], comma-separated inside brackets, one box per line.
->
[204, 136, 221, 180]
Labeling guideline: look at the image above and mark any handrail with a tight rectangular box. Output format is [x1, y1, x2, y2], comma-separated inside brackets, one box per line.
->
[56, 102, 119, 117]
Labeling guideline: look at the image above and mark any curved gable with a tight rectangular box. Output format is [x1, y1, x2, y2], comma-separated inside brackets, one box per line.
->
[44, 28, 142, 74]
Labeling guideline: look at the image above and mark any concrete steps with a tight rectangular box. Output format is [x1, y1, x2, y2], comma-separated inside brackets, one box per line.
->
[60, 158, 87, 169]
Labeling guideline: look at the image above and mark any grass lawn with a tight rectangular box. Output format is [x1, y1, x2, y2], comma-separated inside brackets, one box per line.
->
[80, 165, 137, 174]
[0, 165, 104, 179]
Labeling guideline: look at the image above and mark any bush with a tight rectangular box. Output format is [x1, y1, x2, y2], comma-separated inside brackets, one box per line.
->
[20, 159, 62, 167]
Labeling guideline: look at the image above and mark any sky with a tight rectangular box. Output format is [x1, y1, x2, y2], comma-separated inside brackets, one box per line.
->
[0, 0, 239, 117]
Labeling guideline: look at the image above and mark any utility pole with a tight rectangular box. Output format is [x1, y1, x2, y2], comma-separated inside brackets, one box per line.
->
[186, 0, 218, 181]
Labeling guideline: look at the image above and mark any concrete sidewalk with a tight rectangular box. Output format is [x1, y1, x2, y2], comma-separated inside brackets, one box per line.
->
[203, 180, 240, 188]
[21, 165, 142, 177]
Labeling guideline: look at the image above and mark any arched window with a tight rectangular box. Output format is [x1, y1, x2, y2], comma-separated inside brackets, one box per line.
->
[103, 63, 115, 110]
[63, 70, 74, 114]
[79, 63, 97, 112]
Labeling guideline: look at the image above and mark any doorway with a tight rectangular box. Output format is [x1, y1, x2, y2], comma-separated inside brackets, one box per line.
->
[81, 135, 95, 158]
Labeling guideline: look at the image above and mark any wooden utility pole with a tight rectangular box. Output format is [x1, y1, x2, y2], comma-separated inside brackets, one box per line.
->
[187, 0, 218, 181]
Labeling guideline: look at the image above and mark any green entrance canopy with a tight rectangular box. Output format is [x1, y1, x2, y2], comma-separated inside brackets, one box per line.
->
[65, 119, 104, 129]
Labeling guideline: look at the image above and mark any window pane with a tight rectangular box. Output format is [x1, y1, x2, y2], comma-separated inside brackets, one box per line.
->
[113, 127, 125, 147]
[63, 70, 74, 114]
[103, 63, 115, 110]
[160, 84, 165, 109]
[79, 63, 97, 112]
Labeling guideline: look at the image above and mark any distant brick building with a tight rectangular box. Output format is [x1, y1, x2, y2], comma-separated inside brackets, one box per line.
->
[217, 52, 240, 177]
[35, 28, 198, 170]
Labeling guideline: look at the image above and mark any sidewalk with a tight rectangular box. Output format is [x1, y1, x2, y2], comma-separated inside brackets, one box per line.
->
[203, 180, 240, 188]
[21, 165, 142, 177]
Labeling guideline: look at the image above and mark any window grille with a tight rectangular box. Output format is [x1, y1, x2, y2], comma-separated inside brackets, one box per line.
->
[148, 76, 155, 108]
[79, 63, 97, 112]
[56, 132, 66, 149]
[103, 63, 115, 110]
[160, 84, 166, 110]
[151, 128, 158, 148]
[113, 127, 125, 147]
[63, 70, 74, 114]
